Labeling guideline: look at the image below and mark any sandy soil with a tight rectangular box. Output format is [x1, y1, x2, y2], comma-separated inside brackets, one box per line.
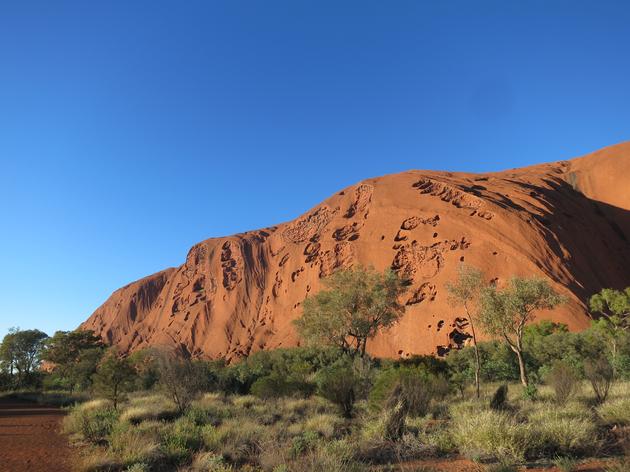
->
[0, 397, 73, 472]
[398, 457, 610, 471]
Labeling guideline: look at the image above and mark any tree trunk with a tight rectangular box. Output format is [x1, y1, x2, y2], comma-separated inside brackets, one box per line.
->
[473, 343, 481, 398]
[611, 337, 618, 378]
[468, 317, 481, 399]
[515, 349, 528, 387]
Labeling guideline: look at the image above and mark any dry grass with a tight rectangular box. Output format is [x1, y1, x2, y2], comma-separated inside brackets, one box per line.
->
[64, 381, 630, 471]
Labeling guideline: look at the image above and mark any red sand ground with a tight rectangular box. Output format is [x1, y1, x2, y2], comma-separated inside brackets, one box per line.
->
[0, 397, 73, 472]
[399, 457, 610, 471]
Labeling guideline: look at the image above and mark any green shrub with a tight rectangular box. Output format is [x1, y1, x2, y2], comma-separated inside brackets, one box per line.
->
[250, 374, 314, 399]
[160, 417, 203, 463]
[522, 384, 539, 401]
[290, 430, 319, 457]
[64, 402, 119, 443]
[369, 365, 448, 416]
[317, 362, 357, 418]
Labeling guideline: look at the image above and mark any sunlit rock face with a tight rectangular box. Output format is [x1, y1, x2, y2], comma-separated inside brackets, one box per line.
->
[81, 142, 630, 361]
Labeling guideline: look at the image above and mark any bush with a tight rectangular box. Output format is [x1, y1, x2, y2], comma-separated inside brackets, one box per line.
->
[317, 362, 357, 418]
[546, 361, 579, 405]
[585, 357, 614, 404]
[156, 352, 208, 413]
[160, 417, 203, 463]
[92, 351, 137, 410]
[250, 374, 314, 399]
[64, 401, 119, 443]
[369, 365, 448, 416]
[522, 384, 539, 401]
[220, 346, 341, 395]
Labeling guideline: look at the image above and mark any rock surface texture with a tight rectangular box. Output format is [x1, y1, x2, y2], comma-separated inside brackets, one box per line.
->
[81, 143, 630, 361]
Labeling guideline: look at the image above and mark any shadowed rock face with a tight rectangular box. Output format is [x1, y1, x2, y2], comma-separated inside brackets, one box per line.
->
[81, 142, 630, 361]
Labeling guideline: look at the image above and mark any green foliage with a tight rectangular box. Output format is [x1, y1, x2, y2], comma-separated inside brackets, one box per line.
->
[155, 351, 209, 413]
[290, 430, 319, 457]
[383, 354, 449, 376]
[92, 350, 137, 409]
[250, 373, 314, 399]
[160, 417, 203, 463]
[127, 349, 160, 390]
[479, 278, 564, 342]
[446, 264, 485, 397]
[294, 266, 406, 357]
[590, 287, 630, 327]
[521, 384, 538, 401]
[316, 358, 358, 418]
[479, 277, 564, 386]
[0, 327, 49, 389]
[42, 329, 104, 392]
[226, 346, 341, 394]
[64, 401, 119, 443]
[369, 365, 448, 416]
[589, 287, 630, 377]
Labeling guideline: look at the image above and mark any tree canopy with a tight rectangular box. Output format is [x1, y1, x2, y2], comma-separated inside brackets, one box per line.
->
[479, 277, 564, 387]
[294, 266, 407, 357]
[0, 327, 49, 388]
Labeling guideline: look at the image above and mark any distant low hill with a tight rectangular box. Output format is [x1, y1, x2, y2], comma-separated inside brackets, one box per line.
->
[81, 142, 630, 361]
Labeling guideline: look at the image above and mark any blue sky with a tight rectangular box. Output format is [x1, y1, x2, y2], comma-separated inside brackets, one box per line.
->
[1, 1, 629, 337]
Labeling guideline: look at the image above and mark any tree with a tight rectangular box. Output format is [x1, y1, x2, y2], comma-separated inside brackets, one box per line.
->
[294, 266, 406, 357]
[446, 264, 485, 398]
[589, 287, 630, 376]
[0, 328, 48, 388]
[478, 277, 564, 387]
[92, 350, 136, 409]
[42, 330, 105, 391]
[155, 350, 208, 413]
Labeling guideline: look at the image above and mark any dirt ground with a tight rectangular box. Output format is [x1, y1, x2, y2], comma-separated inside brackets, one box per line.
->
[0, 397, 74, 472]
[397, 457, 611, 471]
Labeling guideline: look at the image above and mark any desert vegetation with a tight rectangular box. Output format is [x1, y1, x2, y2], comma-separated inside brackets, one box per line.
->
[1, 268, 630, 471]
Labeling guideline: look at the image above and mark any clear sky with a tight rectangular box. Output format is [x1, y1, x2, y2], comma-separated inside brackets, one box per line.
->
[1, 1, 629, 337]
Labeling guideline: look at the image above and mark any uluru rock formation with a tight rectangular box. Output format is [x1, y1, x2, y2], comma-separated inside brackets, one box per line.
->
[81, 142, 630, 361]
